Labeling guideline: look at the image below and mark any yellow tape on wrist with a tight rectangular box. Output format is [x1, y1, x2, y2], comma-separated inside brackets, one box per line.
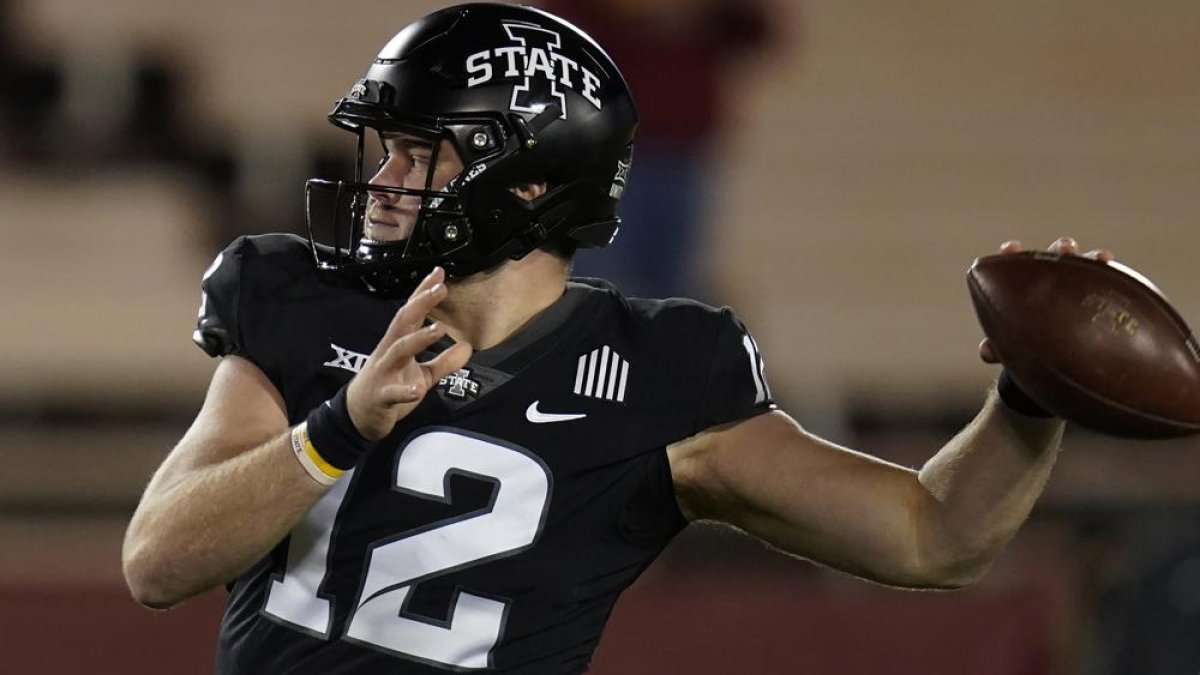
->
[290, 422, 345, 486]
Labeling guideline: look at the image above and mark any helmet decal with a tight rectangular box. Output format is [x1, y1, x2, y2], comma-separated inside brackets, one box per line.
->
[609, 158, 631, 200]
[464, 21, 603, 119]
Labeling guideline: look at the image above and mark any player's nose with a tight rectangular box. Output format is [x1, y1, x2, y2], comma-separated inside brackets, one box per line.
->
[367, 156, 410, 205]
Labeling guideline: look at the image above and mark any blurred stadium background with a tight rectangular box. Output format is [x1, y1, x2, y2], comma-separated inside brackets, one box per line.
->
[1, 0, 1198, 672]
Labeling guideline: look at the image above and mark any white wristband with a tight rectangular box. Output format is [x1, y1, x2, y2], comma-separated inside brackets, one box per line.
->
[290, 422, 344, 486]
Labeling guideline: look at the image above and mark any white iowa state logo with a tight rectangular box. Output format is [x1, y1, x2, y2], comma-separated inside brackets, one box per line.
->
[464, 21, 602, 119]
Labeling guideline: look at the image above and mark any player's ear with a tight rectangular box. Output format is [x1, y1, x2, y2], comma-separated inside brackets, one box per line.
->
[511, 182, 548, 203]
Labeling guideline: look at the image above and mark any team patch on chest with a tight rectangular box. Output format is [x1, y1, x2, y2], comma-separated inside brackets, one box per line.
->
[438, 368, 482, 400]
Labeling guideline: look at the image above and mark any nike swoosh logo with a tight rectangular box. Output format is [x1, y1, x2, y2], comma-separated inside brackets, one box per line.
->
[525, 401, 586, 424]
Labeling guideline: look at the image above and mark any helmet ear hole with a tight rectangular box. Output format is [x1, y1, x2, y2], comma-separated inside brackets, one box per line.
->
[511, 182, 548, 203]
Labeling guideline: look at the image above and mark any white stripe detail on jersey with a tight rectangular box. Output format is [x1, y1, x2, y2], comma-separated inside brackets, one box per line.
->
[572, 346, 630, 402]
[574, 354, 587, 394]
[596, 345, 611, 400]
[742, 334, 769, 404]
[584, 349, 598, 396]
[604, 350, 620, 400]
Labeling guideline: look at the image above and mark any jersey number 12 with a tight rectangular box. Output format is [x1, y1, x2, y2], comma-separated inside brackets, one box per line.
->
[263, 428, 552, 670]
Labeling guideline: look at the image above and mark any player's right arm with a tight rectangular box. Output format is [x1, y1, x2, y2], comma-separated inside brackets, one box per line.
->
[122, 354, 317, 609]
[122, 266, 466, 609]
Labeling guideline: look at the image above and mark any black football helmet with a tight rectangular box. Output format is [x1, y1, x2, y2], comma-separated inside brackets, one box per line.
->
[306, 2, 637, 296]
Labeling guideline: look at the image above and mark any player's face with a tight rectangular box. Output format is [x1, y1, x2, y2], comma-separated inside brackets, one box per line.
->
[364, 132, 464, 243]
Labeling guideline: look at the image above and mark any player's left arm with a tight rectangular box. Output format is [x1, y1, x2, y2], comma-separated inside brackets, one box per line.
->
[668, 399, 1062, 589]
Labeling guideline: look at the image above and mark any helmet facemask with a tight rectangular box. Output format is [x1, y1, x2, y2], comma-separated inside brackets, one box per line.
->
[306, 104, 515, 296]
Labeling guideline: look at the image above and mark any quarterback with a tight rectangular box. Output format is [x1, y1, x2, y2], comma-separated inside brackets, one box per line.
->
[123, 4, 1087, 673]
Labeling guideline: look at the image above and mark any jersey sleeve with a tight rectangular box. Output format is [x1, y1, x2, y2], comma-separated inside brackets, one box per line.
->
[191, 235, 289, 392]
[694, 308, 775, 430]
[193, 236, 250, 359]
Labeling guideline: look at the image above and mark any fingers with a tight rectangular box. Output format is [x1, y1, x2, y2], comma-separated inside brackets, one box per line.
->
[1046, 237, 1117, 262]
[1047, 236, 1078, 255]
[999, 237, 1115, 262]
[378, 382, 425, 407]
[376, 339, 473, 407]
[978, 338, 1001, 364]
[374, 321, 471, 386]
[371, 324, 456, 406]
[376, 321, 450, 372]
[379, 268, 448, 346]
[411, 265, 445, 296]
[423, 341, 474, 385]
[377, 382, 424, 406]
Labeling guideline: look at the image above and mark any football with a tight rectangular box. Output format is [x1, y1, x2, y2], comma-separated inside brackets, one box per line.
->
[967, 251, 1200, 439]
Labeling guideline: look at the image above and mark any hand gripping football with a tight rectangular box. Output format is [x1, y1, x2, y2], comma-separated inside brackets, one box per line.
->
[967, 251, 1200, 438]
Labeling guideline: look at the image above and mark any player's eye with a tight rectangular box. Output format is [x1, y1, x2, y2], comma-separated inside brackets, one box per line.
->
[408, 152, 431, 171]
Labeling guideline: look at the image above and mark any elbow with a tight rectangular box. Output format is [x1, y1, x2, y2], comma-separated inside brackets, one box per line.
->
[878, 559, 989, 591]
[122, 541, 192, 610]
[948, 547, 1002, 588]
[123, 558, 178, 610]
[897, 515, 1002, 590]
[916, 559, 992, 590]
[898, 544, 1000, 591]
[899, 486, 1008, 590]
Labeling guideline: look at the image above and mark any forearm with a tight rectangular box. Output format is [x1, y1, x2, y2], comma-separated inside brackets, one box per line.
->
[123, 430, 327, 608]
[914, 389, 1065, 585]
[671, 396, 1064, 590]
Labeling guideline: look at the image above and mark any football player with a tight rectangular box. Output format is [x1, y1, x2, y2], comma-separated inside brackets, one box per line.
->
[122, 3, 1084, 673]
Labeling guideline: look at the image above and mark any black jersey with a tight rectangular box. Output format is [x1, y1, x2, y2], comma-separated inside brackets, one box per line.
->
[194, 234, 774, 674]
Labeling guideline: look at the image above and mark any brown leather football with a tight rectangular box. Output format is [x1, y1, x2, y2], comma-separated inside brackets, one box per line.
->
[967, 251, 1200, 438]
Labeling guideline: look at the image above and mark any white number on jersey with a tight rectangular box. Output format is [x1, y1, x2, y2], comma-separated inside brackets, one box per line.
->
[263, 428, 552, 670]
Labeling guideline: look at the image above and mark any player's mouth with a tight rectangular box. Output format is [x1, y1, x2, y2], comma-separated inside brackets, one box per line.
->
[364, 215, 414, 243]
